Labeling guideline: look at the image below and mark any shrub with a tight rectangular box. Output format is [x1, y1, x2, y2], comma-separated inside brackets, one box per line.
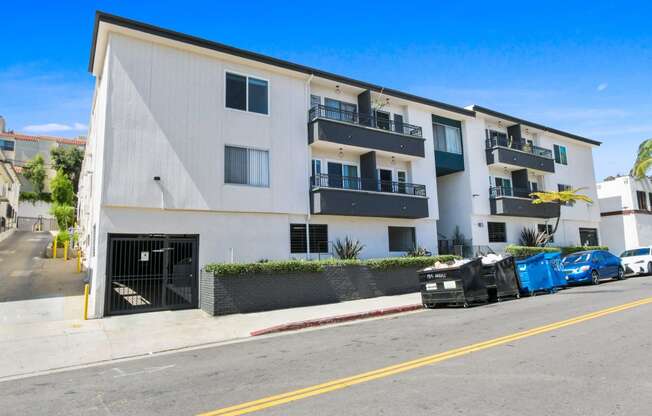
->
[333, 236, 365, 260]
[518, 227, 548, 247]
[51, 204, 75, 230]
[204, 255, 461, 276]
[54, 230, 70, 244]
[505, 245, 561, 258]
[19, 191, 51, 203]
[560, 246, 609, 255]
[406, 246, 430, 257]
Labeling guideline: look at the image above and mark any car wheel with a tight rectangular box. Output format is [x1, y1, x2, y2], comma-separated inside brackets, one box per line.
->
[647, 262, 652, 276]
[617, 266, 625, 280]
[591, 270, 600, 285]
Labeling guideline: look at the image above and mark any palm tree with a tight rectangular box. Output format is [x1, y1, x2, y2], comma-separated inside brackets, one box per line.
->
[530, 188, 593, 244]
[631, 139, 652, 178]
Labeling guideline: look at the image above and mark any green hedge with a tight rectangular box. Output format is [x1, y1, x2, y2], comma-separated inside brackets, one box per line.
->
[560, 246, 609, 255]
[204, 255, 460, 276]
[505, 245, 561, 257]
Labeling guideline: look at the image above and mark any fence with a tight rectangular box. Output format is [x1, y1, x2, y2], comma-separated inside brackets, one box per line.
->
[16, 216, 58, 232]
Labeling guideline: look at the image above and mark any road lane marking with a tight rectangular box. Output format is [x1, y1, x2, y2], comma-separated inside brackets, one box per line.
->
[198, 296, 652, 416]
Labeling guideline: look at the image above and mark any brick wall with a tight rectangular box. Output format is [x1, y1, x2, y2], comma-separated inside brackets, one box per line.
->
[200, 265, 421, 316]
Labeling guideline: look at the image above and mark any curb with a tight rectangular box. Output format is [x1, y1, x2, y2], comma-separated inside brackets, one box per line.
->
[250, 304, 423, 336]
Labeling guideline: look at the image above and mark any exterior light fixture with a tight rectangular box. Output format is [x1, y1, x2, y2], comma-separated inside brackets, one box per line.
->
[338, 147, 344, 158]
[335, 85, 341, 94]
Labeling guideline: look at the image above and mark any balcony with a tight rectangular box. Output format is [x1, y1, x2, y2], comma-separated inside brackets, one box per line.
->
[489, 186, 560, 219]
[310, 174, 429, 219]
[485, 137, 555, 173]
[308, 105, 425, 158]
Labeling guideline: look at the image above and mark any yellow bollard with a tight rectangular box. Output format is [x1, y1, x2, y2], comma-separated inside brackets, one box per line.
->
[83, 284, 89, 320]
[63, 241, 69, 261]
[77, 250, 82, 273]
[53, 239, 58, 259]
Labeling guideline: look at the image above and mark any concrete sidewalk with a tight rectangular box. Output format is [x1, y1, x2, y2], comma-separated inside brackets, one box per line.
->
[0, 292, 422, 380]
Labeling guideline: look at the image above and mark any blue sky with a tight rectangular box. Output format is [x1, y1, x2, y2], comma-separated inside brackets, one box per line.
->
[1, 1, 650, 180]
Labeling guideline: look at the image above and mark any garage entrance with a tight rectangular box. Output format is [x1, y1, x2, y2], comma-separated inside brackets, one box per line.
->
[105, 234, 199, 316]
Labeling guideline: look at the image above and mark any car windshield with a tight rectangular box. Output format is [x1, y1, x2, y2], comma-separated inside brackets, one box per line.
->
[564, 253, 591, 264]
[620, 248, 650, 257]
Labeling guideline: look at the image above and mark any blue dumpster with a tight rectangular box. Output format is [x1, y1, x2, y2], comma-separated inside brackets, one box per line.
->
[543, 252, 567, 289]
[515, 253, 555, 296]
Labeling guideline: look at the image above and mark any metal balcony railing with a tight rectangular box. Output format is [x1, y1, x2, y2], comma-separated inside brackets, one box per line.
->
[312, 174, 427, 197]
[309, 105, 423, 138]
[489, 186, 538, 199]
[485, 137, 553, 159]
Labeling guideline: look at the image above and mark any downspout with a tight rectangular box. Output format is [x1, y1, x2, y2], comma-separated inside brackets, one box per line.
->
[305, 73, 314, 259]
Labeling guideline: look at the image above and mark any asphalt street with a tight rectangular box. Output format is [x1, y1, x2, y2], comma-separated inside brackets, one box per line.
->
[1, 273, 652, 415]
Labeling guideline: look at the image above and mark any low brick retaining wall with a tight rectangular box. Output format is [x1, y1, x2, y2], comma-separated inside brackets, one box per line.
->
[200, 266, 421, 316]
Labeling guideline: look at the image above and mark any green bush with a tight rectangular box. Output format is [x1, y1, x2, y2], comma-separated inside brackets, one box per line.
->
[560, 246, 609, 255]
[54, 230, 70, 244]
[505, 245, 561, 257]
[19, 191, 51, 203]
[204, 255, 461, 276]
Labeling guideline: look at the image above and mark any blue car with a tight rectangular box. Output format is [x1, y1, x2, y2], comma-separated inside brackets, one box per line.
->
[561, 250, 625, 285]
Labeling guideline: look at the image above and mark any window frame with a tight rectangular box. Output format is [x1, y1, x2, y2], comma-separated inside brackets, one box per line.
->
[289, 223, 329, 254]
[224, 144, 271, 188]
[553, 144, 568, 165]
[488, 222, 507, 243]
[388, 226, 417, 252]
[224, 70, 270, 116]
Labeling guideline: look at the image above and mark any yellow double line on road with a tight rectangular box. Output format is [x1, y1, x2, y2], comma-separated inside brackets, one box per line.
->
[199, 296, 652, 416]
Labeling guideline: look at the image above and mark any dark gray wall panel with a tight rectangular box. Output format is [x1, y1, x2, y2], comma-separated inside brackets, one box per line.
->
[312, 188, 429, 219]
[490, 197, 560, 218]
[487, 147, 555, 173]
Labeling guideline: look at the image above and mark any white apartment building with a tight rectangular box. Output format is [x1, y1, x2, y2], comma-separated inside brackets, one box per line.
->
[597, 176, 652, 255]
[0, 150, 20, 229]
[79, 13, 477, 317]
[436, 106, 602, 253]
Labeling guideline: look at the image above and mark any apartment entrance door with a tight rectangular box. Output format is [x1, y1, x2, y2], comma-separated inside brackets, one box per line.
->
[379, 169, 393, 192]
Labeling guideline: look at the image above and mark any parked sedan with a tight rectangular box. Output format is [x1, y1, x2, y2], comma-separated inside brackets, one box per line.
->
[620, 247, 652, 276]
[561, 250, 624, 285]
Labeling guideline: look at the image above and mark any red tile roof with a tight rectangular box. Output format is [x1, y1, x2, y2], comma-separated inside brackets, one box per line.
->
[0, 131, 86, 146]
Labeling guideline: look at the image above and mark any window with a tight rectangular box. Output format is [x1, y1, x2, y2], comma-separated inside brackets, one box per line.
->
[648, 193, 652, 211]
[558, 184, 574, 206]
[225, 146, 269, 187]
[324, 98, 357, 122]
[488, 222, 507, 243]
[310, 95, 321, 109]
[326, 161, 359, 189]
[388, 227, 416, 251]
[225, 72, 268, 114]
[494, 177, 512, 197]
[553, 145, 568, 165]
[579, 228, 599, 246]
[530, 181, 539, 193]
[397, 171, 407, 194]
[638, 191, 649, 210]
[487, 130, 508, 147]
[538, 224, 554, 243]
[621, 248, 650, 257]
[0, 139, 14, 151]
[433, 123, 462, 154]
[290, 224, 328, 253]
[312, 159, 322, 176]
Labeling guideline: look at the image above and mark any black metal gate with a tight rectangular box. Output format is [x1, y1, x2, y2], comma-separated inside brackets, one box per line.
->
[105, 234, 199, 316]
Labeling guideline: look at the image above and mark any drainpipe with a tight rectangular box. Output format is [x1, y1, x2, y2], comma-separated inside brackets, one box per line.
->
[305, 74, 314, 260]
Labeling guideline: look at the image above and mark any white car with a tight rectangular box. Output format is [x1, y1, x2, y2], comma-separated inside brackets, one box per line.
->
[620, 247, 652, 276]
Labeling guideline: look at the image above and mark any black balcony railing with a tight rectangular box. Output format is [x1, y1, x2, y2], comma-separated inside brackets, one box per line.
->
[486, 137, 553, 159]
[490, 186, 540, 199]
[309, 105, 423, 138]
[312, 174, 426, 197]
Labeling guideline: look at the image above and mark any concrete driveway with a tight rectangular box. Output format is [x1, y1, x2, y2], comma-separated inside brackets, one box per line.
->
[0, 230, 85, 324]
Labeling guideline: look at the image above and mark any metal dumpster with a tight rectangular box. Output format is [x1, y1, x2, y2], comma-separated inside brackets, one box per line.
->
[419, 258, 488, 308]
[516, 253, 555, 296]
[481, 255, 520, 301]
[544, 252, 567, 289]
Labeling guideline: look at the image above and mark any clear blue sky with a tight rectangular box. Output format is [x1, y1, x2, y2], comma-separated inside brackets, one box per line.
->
[1, 1, 650, 180]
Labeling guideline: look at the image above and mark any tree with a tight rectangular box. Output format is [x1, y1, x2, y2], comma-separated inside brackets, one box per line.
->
[50, 169, 76, 230]
[22, 154, 47, 196]
[50, 146, 84, 192]
[631, 139, 652, 179]
[530, 188, 593, 244]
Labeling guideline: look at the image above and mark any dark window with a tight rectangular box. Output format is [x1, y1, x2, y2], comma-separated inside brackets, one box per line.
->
[648, 193, 652, 211]
[0, 139, 14, 151]
[375, 110, 390, 130]
[487, 130, 509, 147]
[309, 224, 328, 253]
[324, 98, 357, 122]
[579, 228, 599, 246]
[488, 222, 507, 243]
[554, 144, 568, 165]
[247, 77, 268, 114]
[226, 72, 268, 114]
[290, 224, 328, 253]
[224, 146, 269, 187]
[637, 191, 648, 210]
[225, 73, 246, 111]
[388, 227, 416, 251]
[310, 95, 321, 109]
[538, 224, 554, 243]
